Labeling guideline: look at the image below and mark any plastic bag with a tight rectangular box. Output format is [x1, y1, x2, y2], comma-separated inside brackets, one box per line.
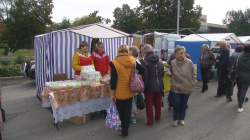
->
[106, 102, 120, 130]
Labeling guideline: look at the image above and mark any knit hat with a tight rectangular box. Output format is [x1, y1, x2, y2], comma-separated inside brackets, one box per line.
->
[243, 45, 250, 53]
[142, 44, 154, 53]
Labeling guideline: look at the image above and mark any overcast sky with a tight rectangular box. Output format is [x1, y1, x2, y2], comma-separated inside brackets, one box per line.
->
[51, 0, 250, 25]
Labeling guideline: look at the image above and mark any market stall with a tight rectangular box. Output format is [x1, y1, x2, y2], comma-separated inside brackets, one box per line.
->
[34, 23, 133, 99]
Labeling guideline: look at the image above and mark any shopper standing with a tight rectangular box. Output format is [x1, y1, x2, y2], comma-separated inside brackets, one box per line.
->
[215, 41, 230, 97]
[141, 44, 164, 127]
[170, 47, 197, 127]
[198, 44, 215, 93]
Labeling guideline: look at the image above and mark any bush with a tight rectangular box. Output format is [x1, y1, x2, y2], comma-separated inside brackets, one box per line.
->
[0, 64, 21, 77]
[0, 44, 9, 55]
[15, 55, 25, 64]
[0, 60, 10, 66]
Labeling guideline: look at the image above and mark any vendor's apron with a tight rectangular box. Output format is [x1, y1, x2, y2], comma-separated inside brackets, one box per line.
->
[75, 52, 92, 75]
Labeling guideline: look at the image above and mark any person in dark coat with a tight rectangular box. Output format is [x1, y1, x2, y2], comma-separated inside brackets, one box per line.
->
[215, 41, 230, 97]
[235, 45, 250, 113]
[141, 44, 164, 126]
[226, 45, 244, 101]
[198, 44, 215, 93]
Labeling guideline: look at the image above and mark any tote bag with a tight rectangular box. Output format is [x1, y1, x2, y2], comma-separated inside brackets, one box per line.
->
[106, 102, 120, 130]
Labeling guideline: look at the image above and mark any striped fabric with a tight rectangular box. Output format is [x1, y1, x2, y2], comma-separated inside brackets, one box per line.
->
[34, 30, 133, 99]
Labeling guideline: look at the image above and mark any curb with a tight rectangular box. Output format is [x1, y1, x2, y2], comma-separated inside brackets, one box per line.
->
[0, 76, 26, 80]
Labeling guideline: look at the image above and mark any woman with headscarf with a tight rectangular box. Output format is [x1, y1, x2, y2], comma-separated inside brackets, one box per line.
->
[141, 44, 164, 127]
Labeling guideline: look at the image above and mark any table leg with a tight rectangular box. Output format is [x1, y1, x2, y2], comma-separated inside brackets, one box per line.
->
[53, 119, 58, 131]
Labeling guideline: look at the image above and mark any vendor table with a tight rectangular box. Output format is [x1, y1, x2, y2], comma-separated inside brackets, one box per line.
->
[42, 84, 111, 129]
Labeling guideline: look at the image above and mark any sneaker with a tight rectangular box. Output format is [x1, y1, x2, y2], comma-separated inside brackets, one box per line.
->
[179, 120, 185, 126]
[172, 120, 178, 127]
[237, 108, 244, 113]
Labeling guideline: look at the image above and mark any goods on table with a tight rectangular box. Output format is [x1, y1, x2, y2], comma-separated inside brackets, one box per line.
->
[79, 65, 101, 86]
[81, 65, 95, 72]
[45, 80, 81, 90]
[100, 74, 110, 85]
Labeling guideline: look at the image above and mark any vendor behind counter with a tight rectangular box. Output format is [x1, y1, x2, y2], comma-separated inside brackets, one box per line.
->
[72, 41, 94, 75]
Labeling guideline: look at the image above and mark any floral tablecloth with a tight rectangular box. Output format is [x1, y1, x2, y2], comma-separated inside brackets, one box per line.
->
[42, 84, 110, 109]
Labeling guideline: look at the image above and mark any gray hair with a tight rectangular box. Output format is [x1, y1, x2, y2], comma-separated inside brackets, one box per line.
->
[219, 41, 227, 46]
[202, 44, 209, 50]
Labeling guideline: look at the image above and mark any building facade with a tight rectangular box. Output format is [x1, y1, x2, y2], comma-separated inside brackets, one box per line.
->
[198, 15, 228, 33]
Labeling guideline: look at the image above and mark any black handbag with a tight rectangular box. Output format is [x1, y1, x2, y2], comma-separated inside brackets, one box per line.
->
[229, 56, 239, 80]
[137, 93, 145, 110]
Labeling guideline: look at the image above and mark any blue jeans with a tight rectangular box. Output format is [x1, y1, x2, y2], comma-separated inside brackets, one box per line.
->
[172, 92, 190, 121]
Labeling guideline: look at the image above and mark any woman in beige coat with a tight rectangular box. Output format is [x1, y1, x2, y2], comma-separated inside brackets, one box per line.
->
[170, 47, 197, 127]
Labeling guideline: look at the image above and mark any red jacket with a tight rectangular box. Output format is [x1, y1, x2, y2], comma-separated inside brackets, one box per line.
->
[91, 51, 110, 76]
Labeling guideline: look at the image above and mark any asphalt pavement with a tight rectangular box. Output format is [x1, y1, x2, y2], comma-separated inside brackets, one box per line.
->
[1, 79, 250, 140]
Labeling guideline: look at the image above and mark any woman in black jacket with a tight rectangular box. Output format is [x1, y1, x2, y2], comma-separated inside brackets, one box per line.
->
[141, 44, 164, 126]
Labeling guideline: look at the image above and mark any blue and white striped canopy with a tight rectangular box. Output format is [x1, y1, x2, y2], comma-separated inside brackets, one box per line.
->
[34, 23, 133, 99]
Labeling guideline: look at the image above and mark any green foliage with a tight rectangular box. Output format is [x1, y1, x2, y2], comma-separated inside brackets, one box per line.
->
[0, 44, 9, 55]
[223, 8, 250, 36]
[72, 11, 111, 27]
[112, 4, 143, 33]
[14, 54, 25, 64]
[47, 17, 72, 32]
[113, 0, 202, 34]
[0, 64, 21, 77]
[0, 59, 10, 66]
[1, 0, 54, 53]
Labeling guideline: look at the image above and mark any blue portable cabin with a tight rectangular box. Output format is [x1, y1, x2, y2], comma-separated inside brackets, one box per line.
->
[175, 33, 242, 80]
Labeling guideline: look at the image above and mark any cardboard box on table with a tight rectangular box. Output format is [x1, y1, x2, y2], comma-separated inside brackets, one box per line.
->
[68, 114, 91, 125]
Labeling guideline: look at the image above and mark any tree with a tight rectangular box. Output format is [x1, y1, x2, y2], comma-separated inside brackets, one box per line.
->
[112, 4, 143, 34]
[1, 0, 53, 53]
[47, 17, 71, 32]
[72, 11, 111, 27]
[223, 8, 250, 36]
[113, 0, 202, 34]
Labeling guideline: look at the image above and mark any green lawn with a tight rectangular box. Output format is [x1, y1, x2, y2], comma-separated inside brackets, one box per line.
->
[0, 49, 34, 65]
[0, 49, 34, 56]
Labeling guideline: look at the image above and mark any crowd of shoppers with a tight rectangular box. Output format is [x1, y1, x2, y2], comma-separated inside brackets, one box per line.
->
[71, 40, 249, 138]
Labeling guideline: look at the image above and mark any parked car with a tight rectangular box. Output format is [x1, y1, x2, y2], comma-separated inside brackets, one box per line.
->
[20, 60, 35, 80]
[211, 45, 220, 58]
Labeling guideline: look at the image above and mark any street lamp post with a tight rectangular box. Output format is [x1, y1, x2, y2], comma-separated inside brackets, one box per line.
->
[177, 0, 180, 34]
